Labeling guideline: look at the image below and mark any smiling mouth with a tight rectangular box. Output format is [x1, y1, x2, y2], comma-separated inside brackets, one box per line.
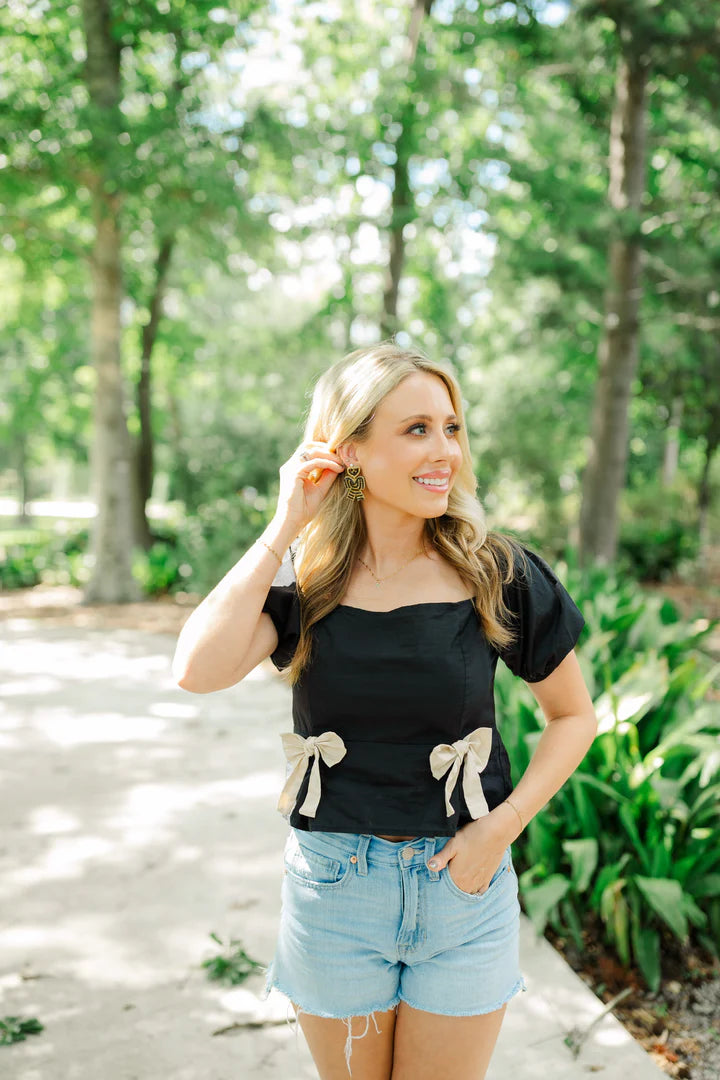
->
[412, 476, 450, 490]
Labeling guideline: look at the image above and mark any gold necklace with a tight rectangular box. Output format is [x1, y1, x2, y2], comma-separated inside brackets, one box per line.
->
[357, 548, 425, 588]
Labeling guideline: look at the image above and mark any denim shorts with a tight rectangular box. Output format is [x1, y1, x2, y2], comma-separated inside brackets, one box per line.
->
[261, 828, 527, 1075]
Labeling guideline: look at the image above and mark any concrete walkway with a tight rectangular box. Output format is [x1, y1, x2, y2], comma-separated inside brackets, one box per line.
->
[0, 621, 667, 1080]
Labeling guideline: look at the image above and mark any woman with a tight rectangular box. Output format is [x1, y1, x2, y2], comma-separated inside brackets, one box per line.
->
[173, 341, 597, 1080]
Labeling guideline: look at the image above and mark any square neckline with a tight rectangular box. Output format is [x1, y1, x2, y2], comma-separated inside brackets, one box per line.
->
[335, 597, 475, 614]
[290, 544, 476, 615]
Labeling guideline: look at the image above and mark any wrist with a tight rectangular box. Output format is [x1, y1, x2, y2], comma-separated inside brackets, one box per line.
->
[264, 515, 302, 552]
[461, 805, 515, 847]
[480, 801, 523, 845]
[497, 799, 524, 842]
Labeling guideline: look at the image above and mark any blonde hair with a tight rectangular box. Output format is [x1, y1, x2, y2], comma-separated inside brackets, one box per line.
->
[282, 340, 530, 686]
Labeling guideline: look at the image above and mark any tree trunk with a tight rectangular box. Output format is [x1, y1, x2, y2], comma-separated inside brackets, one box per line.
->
[82, 0, 140, 602]
[380, 102, 413, 339]
[131, 235, 175, 550]
[697, 410, 720, 567]
[579, 43, 648, 568]
[166, 388, 193, 506]
[379, 0, 432, 339]
[661, 394, 683, 488]
[16, 434, 29, 525]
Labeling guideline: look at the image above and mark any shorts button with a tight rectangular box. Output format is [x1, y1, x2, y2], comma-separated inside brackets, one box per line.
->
[350, 855, 358, 863]
[402, 848, 414, 859]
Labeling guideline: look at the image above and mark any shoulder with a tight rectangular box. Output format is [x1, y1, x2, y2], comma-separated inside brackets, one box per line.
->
[498, 541, 584, 635]
[496, 540, 559, 589]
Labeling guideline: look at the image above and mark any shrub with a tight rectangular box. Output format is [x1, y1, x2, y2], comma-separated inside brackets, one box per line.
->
[0, 528, 61, 589]
[172, 493, 271, 597]
[618, 485, 700, 581]
[495, 556, 720, 992]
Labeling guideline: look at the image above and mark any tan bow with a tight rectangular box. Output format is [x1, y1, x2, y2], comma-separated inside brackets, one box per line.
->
[429, 726, 493, 818]
[277, 731, 347, 818]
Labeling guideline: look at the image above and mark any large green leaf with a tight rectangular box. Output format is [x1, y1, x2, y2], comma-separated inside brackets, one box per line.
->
[617, 802, 651, 872]
[633, 877, 689, 941]
[638, 703, 720, 773]
[592, 854, 634, 909]
[567, 773, 601, 835]
[681, 894, 708, 930]
[614, 890, 631, 966]
[522, 876, 572, 937]
[692, 875, 720, 899]
[594, 654, 669, 736]
[571, 771, 632, 804]
[632, 923, 661, 992]
[563, 837, 598, 892]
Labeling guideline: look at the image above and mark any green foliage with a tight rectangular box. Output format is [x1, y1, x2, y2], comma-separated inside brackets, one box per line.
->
[0, 529, 47, 588]
[618, 484, 702, 581]
[0, 503, 275, 597]
[0, 526, 94, 590]
[495, 561, 720, 992]
[132, 532, 185, 595]
[0, 1015, 44, 1046]
[200, 931, 265, 986]
[173, 496, 271, 596]
[1, 0, 718, 559]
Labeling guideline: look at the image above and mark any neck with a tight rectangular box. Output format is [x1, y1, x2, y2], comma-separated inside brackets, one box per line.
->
[359, 535, 428, 578]
[355, 498, 431, 576]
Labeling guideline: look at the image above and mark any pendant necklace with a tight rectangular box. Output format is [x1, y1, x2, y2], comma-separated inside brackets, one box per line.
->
[357, 548, 425, 588]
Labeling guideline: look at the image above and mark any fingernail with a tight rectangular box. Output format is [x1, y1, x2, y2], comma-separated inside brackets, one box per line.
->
[428, 859, 438, 869]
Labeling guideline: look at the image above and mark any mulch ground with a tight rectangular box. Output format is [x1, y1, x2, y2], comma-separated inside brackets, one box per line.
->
[546, 922, 720, 1079]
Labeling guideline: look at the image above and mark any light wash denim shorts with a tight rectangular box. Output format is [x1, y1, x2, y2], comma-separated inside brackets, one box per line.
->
[261, 828, 527, 1075]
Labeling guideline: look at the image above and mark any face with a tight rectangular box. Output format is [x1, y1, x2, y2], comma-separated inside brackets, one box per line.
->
[340, 371, 464, 517]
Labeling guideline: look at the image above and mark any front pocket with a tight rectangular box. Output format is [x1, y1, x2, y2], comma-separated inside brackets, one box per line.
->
[284, 838, 351, 888]
[442, 849, 510, 901]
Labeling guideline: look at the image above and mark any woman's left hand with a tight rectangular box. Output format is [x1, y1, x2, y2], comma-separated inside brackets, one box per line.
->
[426, 814, 513, 894]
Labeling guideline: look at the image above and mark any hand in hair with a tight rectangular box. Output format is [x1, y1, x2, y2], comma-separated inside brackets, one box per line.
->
[276, 441, 345, 533]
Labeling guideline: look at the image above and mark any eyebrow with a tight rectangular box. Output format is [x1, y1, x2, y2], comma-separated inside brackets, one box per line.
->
[399, 413, 458, 423]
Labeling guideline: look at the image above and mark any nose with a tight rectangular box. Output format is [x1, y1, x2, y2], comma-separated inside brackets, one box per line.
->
[428, 428, 460, 462]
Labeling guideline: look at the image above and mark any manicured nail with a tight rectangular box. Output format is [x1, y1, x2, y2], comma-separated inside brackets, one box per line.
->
[428, 859, 438, 869]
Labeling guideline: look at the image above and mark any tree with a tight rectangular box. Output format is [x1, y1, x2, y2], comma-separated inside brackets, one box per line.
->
[80, 0, 140, 600]
[578, 0, 720, 566]
[579, 24, 649, 567]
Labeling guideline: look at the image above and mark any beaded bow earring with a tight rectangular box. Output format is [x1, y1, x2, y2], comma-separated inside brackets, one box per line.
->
[344, 464, 365, 501]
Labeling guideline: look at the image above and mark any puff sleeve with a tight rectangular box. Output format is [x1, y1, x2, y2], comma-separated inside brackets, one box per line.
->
[261, 542, 301, 671]
[496, 544, 585, 683]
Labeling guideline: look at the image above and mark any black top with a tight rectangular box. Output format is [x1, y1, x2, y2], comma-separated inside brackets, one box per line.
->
[260, 541, 585, 836]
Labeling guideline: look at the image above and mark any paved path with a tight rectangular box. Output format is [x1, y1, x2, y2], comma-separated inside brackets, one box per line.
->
[0, 621, 667, 1079]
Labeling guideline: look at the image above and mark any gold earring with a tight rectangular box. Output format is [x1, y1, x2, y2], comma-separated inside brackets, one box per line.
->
[344, 464, 365, 501]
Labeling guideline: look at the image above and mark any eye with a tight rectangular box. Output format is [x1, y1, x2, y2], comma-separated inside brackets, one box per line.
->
[407, 423, 463, 436]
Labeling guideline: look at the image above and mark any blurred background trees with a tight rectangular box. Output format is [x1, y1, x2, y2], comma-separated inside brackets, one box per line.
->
[1, 0, 718, 599]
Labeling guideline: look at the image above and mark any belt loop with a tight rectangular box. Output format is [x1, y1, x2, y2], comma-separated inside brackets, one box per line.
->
[355, 835, 370, 876]
[424, 838, 440, 881]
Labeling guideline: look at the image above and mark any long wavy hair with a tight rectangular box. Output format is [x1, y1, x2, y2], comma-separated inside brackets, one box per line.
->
[282, 341, 530, 687]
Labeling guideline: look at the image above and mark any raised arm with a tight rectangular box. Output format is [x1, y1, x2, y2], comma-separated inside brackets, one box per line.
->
[171, 440, 344, 693]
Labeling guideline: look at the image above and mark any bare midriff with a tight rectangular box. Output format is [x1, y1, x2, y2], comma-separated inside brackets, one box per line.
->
[375, 834, 417, 842]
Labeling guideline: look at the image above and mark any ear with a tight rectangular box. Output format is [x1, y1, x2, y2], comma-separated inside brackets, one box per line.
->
[337, 442, 360, 468]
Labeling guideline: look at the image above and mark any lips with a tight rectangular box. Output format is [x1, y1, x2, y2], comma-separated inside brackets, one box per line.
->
[413, 476, 450, 490]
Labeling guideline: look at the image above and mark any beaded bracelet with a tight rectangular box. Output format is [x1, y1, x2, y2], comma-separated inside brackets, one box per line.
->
[257, 540, 283, 565]
[504, 796, 524, 832]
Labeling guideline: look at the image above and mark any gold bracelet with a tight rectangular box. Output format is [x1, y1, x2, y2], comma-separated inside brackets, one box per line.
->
[258, 540, 283, 565]
[504, 796, 524, 832]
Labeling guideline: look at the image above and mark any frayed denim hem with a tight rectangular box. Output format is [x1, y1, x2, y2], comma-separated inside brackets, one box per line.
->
[399, 973, 528, 1017]
[262, 969, 400, 1077]
[261, 957, 527, 1074]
